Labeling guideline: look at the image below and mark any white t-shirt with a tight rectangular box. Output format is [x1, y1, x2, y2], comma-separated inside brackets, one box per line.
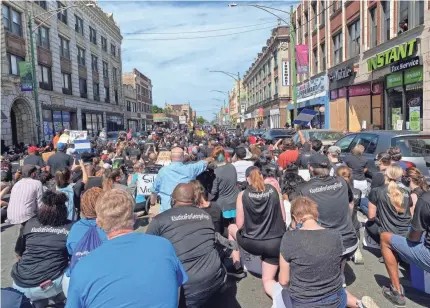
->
[232, 160, 253, 182]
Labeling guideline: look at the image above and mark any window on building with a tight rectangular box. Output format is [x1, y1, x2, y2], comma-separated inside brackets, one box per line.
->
[348, 20, 360, 58]
[268, 82, 272, 98]
[79, 78, 87, 98]
[74, 15, 83, 35]
[82, 113, 103, 136]
[93, 82, 100, 101]
[267, 61, 271, 74]
[332, 0, 337, 13]
[304, 11, 309, 35]
[273, 50, 278, 67]
[7, 53, 23, 75]
[101, 36, 107, 52]
[127, 101, 131, 112]
[320, 1, 325, 26]
[113, 67, 118, 83]
[321, 42, 326, 71]
[369, 7, 377, 48]
[2, 4, 22, 36]
[114, 90, 118, 105]
[77, 46, 85, 66]
[103, 61, 108, 78]
[311, 2, 317, 29]
[381, 1, 390, 43]
[91, 55, 98, 72]
[36, 26, 49, 49]
[35, 1, 47, 9]
[400, 1, 424, 30]
[332, 32, 343, 65]
[59, 36, 69, 58]
[89, 26, 97, 44]
[274, 77, 278, 95]
[57, 1, 67, 24]
[110, 44, 116, 56]
[62, 73, 71, 94]
[313, 48, 318, 73]
[104, 87, 110, 102]
[38, 65, 52, 90]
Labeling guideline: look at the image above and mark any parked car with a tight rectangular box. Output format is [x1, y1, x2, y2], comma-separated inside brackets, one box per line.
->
[291, 129, 346, 146]
[244, 129, 265, 138]
[333, 131, 430, 179]
[260, 129, 295, 143]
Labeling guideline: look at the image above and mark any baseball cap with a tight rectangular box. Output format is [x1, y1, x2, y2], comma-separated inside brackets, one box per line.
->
[57, 143, 66, 150]
[327, 146, 341, 156]
[21, 164, 37, 176]
[308, 153, 330, 168]
[27, 146, 39, 153]
[245, 166, 259, 178]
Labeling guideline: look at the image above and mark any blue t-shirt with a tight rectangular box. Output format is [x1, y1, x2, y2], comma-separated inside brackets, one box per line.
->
[65, 232, 188, 308]
[66, 219, 107, 276]
[130, 173, 146, 204]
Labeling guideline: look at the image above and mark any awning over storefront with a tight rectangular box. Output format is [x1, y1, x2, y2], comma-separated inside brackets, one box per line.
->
[287, 95, 327, 110]
[154, 117, 172, 123]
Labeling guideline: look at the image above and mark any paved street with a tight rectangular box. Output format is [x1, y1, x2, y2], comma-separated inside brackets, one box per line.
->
[2, 216, 429, 308]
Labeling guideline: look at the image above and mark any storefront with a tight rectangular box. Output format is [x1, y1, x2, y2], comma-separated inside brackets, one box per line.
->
[82, 112, 103, 137]
[42, 109, 77, 142]
[359, 35, 423, 131]
[288, 73, 329, 129]
[269, 108, 280, 128]
[106, 114, 124, 132]
[329, 58, 384, 131]
[127, 119, 139, 132]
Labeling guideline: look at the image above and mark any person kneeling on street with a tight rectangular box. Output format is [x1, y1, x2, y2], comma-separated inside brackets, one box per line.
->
[147, 183, 226, 308]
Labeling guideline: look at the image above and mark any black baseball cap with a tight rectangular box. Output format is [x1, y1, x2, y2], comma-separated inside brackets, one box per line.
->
[308, 153, 330, 168]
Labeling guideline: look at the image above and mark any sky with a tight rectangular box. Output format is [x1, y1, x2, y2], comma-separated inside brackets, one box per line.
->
[98, 1, 294, 120]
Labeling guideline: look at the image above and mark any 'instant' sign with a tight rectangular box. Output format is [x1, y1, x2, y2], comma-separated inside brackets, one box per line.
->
[367, 39, 417, 72]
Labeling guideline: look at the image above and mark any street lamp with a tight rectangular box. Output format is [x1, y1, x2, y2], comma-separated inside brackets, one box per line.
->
[28, 2, 95, 144]
[228, 3, 298, 120]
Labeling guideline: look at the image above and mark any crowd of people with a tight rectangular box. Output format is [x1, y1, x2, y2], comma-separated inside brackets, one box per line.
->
[1, 124, 429, 308]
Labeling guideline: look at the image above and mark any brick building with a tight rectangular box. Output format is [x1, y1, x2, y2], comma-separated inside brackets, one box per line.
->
[293, 0, 427, 131]
[1, 0, 124, 146]
[243, 26, 292, 129]
[123, 68, 153, 131]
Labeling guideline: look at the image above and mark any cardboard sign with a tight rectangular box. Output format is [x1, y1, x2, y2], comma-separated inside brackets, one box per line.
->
[298, 169, 310, 181]
[136, 173, 157, 195]
[73, 139, 91, 153]
[69, 130, 88, 142]
[42, 151, 55, 162]
[156, 151, 171, 166]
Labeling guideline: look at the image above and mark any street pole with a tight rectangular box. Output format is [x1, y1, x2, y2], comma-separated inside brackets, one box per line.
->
[290, 5, 297, 121]
[237, 72, 241, 128]
[28, 11, 42, 145]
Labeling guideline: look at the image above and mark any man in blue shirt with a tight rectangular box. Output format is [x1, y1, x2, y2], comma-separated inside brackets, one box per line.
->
[66, 189, 187, 308]
[151, 147, 213, 212]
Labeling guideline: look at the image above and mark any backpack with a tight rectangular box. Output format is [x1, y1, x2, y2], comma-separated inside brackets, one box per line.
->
[69, 226, 102, 272]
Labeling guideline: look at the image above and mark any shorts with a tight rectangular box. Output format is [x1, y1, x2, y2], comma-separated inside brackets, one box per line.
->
[13, 274, 63, 302]
[390, 234, 430, 273]
[236, 229, 282, 265]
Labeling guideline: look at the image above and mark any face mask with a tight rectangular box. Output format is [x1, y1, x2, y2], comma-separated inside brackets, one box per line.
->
[216, 154, 225, 163]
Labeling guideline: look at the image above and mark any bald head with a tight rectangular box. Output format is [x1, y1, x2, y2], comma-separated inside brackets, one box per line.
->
[172, 183, 195, 206]
[148, 153, 157, 162]
[171, 147, 184, 162]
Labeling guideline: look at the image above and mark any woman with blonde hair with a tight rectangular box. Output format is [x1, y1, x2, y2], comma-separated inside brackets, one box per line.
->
[404, 167, 429, 216]
[229, 166, 286, 298]
[365, 164, 411, 245]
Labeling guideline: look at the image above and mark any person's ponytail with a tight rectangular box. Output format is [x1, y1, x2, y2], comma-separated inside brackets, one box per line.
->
[249, 168, 265, 192]
[406, 167, 429, 192]
[385, 165, 405, 213]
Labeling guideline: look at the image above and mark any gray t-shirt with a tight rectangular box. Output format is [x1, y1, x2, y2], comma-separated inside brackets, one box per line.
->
[281, 229, 343, 306]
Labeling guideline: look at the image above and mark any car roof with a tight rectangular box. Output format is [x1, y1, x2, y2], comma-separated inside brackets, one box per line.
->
[299, 129, 344, 133]
[346, 130, 428, 137]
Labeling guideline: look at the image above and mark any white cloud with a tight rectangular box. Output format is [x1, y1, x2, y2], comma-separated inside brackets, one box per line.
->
[98, 1, 292, 120]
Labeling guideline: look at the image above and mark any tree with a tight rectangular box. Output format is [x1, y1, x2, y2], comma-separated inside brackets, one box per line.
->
[163, 107, 173, 114]
[196, 116, 206, 125]
[152, 105, 164, 114]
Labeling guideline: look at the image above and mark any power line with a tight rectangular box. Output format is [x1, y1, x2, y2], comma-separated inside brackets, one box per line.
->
[124, 26, 275, 41]
[125, 21, 278, 35]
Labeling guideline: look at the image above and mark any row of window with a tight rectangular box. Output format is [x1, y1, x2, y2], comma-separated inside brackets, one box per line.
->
[136, 84, 152, 101]
[126, 101, 152, 113]
[249, 78, 279, 106]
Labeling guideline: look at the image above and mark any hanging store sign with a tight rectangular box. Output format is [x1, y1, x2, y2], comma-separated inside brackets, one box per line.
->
[329, 66, 352, 82]
[367, 38, 417, 71]
[391, 56, 420, 73]
[282, 60, 290, 86]
[386, 72, 404, 89]
[296, 75, 327, 101]
[296, 45, 309, 74]
[19, 61, 33, 91]
[404, 66, 423, 85]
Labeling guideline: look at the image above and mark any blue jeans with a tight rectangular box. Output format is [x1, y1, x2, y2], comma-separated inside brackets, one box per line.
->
[281, 287, 347, 308]
[391, 234, 430, 272]
[12, 274, 63, 302]
[360, 198, 369, 216]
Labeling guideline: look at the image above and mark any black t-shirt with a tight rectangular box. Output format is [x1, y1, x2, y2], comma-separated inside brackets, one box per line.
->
[202, 203, 224, 235]
[23, 155, 45, 168]
[343, 155, 369, 181]
[299, 176, 357, 250]
[47, 152, 73, 175]
[296, 151, 312, 169]
[12, 217, 72, 288]
[281, 229, 343, 305]
[411, 191, 430, 248]
[368, 184, 411, 236]
[351, 186, 362, 232]
[146, 206, 224, 296]
[126, 147, 141, 158]
[371, 172, 385, 189]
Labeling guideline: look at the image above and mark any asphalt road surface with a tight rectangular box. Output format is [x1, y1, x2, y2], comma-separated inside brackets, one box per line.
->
[2, 215, 429, 308]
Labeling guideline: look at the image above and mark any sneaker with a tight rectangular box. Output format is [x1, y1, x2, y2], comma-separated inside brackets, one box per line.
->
[378, 256, 384, 263]
[360, 296, 379, 308]
[227, 263, 246, 279]
[353, 247, 364, 264]
[382, 285, 406, 307]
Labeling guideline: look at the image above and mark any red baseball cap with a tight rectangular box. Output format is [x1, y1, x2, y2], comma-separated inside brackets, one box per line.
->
[28, 146, 40, 153]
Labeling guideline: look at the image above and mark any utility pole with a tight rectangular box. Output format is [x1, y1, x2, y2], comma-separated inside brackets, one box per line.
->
[237, 72, 241, 128]
[28, 10, 42, 145]
[290, 5, 297, 120]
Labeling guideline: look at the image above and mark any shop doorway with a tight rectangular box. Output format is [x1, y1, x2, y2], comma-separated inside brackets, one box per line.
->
[10, 98, 35, 146]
